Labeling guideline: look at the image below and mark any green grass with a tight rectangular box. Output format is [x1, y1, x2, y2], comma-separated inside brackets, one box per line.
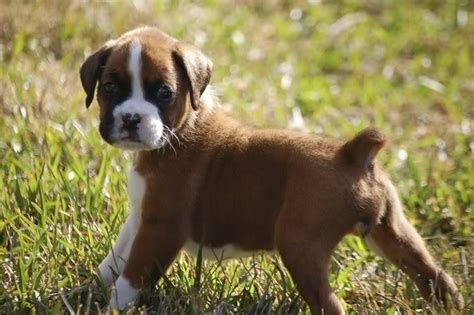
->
[1, 1, 473, 313]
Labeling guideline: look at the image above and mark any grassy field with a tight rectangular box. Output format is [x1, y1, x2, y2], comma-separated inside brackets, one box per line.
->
[1, 0, 473, 313]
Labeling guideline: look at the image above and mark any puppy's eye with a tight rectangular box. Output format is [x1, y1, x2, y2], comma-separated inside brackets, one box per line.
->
[104, 82, 118, 94]
[157, 85, 172, 101]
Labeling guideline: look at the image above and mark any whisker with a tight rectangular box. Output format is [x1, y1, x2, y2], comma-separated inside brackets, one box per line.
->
[162, 128, 177, 156]
[165, 126, 181, 145]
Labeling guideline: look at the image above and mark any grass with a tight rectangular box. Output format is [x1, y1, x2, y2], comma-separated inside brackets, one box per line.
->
[0, 0, 473, 313]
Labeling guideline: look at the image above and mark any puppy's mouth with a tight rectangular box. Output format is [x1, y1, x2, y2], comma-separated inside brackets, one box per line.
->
[118, 128, 141, 142]
[109, 125, 167, 151]
[100, 114, 166, 151]
[114, 128, 154, 150]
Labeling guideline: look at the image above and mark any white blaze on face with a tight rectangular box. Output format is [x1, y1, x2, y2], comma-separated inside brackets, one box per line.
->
[111, 39, 165, 150]
[129, 40, 144, 100]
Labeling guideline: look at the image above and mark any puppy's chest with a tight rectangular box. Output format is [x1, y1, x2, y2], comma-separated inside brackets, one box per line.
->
[127, 167, 146, 217]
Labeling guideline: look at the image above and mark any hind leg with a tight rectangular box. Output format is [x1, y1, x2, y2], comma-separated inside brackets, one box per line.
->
[366, 211, 463, 309]
[276, 230, 344, 315]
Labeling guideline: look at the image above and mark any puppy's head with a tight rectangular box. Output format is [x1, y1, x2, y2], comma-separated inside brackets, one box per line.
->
[80, 27, 212, 150]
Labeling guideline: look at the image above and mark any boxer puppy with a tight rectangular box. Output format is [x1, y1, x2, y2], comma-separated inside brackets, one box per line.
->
[79, 27, 463, 314]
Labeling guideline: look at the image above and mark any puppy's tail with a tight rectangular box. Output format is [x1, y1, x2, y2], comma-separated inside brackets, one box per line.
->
[340, 128, 386, 171]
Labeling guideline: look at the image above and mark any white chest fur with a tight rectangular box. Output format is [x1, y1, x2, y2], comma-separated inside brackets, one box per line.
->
[127, 166, 146, 216]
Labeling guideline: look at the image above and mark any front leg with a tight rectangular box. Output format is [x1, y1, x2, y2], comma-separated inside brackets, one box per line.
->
[98, 214, 139, 287]
[99, 167, 145, 286]
[109, 220, 185, 310]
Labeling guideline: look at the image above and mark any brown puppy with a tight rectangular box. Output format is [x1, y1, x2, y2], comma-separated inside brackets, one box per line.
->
[80, 27, 463, 313]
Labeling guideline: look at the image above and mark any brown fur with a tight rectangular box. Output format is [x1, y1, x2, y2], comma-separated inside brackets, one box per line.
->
[80, 27, 463, 314]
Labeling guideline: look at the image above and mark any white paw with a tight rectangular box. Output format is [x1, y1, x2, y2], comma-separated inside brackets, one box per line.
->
[109, 276, 139, 310]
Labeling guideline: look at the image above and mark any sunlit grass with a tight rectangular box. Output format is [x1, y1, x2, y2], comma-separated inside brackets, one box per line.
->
[1, 1, 473, 313]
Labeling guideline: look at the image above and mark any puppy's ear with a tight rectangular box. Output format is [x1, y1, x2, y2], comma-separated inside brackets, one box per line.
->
[80, 41, 114, 108]
[341, 128, 386, 172]
[173, 42, 212, 110]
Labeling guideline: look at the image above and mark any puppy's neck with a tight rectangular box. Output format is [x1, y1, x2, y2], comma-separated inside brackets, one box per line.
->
[183, 85, 219, 132]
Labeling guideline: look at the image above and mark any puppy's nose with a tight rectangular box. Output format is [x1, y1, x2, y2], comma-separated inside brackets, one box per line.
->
[122, 113, 141, 129]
